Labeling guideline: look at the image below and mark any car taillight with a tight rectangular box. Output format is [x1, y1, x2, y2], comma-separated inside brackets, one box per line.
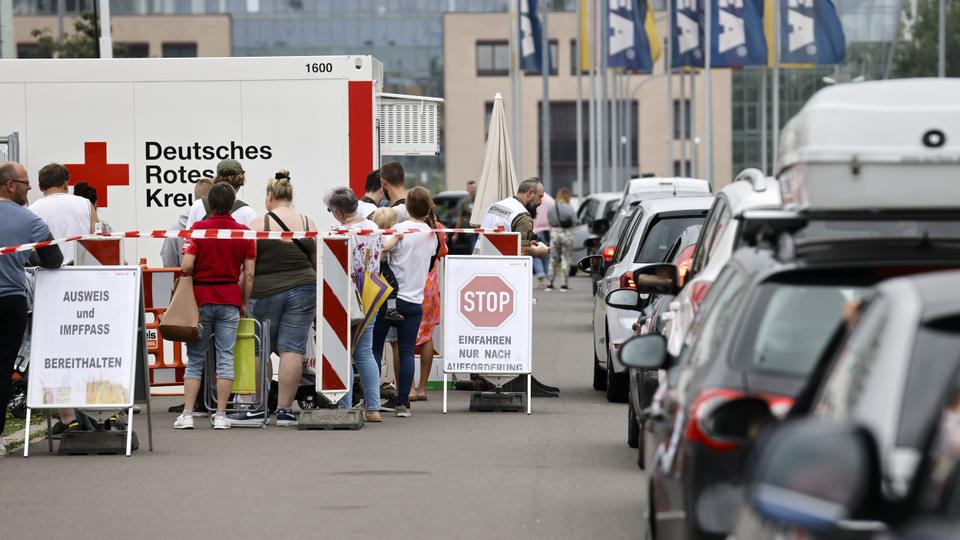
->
[602, 246, 616, 262]
[676, 245, 696, 287]
[619, 272, 636, 289]
[684, 388, 794, 452]
[690, 281, 711, 312]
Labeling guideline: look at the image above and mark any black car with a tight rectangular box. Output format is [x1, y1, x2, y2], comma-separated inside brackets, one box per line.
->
[616, 216, 960, 540]
[616, 224, 701, 469]
[735, 269, 960, 540]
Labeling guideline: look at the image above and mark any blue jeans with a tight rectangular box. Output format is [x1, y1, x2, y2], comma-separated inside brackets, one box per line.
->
[372, 299, 423, 407]
[339, 313, 380, 411]
[248, 283, 316, 355]
[185, 304, 240, 381]
[532, 231, 550, 278]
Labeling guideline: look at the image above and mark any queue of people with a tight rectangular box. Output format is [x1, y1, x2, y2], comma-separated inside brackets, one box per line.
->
[0, 154, 574, 437]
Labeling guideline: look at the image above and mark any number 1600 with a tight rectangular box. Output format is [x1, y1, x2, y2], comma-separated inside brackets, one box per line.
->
[306, 62, 333, 73]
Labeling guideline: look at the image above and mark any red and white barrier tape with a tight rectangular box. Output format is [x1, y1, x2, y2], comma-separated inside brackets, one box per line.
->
[0, 226, 508, 255]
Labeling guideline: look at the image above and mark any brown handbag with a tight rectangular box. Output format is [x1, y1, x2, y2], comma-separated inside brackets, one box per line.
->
[158, 276, 202, 342]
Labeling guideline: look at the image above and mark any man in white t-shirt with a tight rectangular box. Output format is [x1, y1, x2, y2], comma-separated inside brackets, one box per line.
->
[28, 162, 100, 434]
[28, 163, 99, 265]
[356, 170, 383, 220]
[380, 161, 410, 222]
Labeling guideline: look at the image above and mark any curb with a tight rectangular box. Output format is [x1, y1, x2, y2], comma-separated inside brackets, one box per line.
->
[2, 420, 48, 454]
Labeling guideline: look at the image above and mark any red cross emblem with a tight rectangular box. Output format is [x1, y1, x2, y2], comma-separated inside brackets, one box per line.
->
[65, 142, 130, 208]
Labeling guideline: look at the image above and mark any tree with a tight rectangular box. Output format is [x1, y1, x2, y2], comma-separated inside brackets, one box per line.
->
[894, 0, 960, 77]
[24, 12, 128, 59]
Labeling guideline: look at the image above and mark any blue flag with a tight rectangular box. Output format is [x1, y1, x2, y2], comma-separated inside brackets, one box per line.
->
[767, 0, 845, 65]
[672, 0, 767, 68]
[609, 0, 662, 72]
[520, 0, 545, 72]
[672, 0, 705, 68]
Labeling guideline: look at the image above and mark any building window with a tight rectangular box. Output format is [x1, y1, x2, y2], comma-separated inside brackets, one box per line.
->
[569, 39, 588, 75]
[17, 43, 51, 58]
[523, 40, 558, 76]
[673, 160, 692, 177]
[673, 98, 691, 140]
[476, 40, 509, 76]
[162, 42, 198, 57]
[118, 42, 150, 58]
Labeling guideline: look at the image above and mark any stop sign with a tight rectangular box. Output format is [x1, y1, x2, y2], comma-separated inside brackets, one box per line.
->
[459, 275, 516, 329]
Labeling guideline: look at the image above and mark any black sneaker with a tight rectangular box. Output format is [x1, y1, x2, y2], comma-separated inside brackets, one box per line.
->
[50, 419, 83, 439]
[227, 409, 266, 427]
[379, 398, 397, 412]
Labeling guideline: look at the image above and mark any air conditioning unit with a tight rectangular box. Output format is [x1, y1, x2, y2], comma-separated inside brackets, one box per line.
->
[0, 132, 19, 162]
[379, 93, 442, 156]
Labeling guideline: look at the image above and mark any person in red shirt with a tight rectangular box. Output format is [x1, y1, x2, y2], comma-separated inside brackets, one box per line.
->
[174, 183, 256, 430]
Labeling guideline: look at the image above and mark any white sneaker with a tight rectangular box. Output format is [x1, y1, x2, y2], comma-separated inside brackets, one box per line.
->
[212, 413, 231, 430]
[395, 405, 412, 418]
[173, 414, 194, 430]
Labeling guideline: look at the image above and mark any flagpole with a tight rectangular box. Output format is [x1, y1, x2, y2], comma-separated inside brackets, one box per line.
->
[665, 32, 673, 176]
[690, 68, 698, 178]
[760, 68, 768, 175]
[600, 2, 609, 191]
[772, 0, 780, 175]
[576, 0, 584, 196]
[510, 0, 523, 174]
[939, 0, 946, 78]
[624, 72, 633, 179]
[704, 0, 714, 189]
[611, 68, 620, 190]
[589, 0, 597, 194]
[541, 0, 552, 192]
[679, 67, 686, 174]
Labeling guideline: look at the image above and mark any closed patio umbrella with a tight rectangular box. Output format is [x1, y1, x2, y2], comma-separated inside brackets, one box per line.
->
[470, 93, 520, 226]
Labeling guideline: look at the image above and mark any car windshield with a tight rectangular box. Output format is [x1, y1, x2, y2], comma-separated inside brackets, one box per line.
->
[634, 215, 704, 263]
[733, 283, 869, 377]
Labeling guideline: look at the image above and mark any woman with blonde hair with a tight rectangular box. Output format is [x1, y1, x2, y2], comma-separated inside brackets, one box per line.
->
[234, 169, 317, 427]
[546, 187, 577, 292]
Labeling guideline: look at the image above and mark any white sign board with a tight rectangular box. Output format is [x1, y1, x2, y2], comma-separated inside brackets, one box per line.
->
[443, 256, 532, 374]
[27, 267, 141, 409]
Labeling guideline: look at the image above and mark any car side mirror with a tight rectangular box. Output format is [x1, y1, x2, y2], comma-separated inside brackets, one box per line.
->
[701, 397, 776, 447]
[618, 334, 669, 370]
[578, 254, 603, 275]
[633, 264, 680, 296]
[583, 236, 601, 250]
[605, 288, 641, 311]
[748, 420, 883, 532]
[590, 218, 610, 236]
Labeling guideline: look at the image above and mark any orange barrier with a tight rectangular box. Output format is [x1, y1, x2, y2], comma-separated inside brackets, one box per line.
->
[140, 259, 187, 391]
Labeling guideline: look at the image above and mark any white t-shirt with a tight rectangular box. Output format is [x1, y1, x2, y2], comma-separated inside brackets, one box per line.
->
[391, 201, 410, 222]
[28, 193, 92, 265]
[356, 200, 378, 220]
[389, 221, 437, 304]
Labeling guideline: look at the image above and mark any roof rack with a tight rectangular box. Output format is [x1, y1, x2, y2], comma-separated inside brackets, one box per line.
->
[733, 168, 767, 192]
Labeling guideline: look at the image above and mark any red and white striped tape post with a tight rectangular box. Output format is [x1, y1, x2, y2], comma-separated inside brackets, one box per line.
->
[319, 236, 352, 405]
[476, 232, 521, 256]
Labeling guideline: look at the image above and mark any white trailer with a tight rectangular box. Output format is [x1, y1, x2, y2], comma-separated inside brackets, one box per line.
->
[0, 55, 441, 264]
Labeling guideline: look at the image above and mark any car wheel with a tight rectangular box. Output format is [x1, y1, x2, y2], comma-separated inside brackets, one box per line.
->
[593, 347, 606, 391]
[628, 399, 640, 449]
[605, 327, 629, 403]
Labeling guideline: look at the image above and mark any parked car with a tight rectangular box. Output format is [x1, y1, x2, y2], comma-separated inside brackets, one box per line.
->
[583, 195, 712, 402]
[433, 190, 472, 254]
[661, 169, 780, 358]
[623, 224, 701, 468]
[737, 270, 960, 540]
[572, 191, 622, 264]
[588, 178, 711, 293]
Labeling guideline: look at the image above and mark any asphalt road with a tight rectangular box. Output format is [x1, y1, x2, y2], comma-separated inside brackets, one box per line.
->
[1, 275, 647, 539]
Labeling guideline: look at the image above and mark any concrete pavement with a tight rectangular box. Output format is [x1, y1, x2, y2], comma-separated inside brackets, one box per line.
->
[0, 276, 647, 539]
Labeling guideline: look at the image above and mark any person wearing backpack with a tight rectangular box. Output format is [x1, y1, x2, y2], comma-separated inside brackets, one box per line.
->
[232, 169, 317, 427]
[545, 187, 577, 292]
